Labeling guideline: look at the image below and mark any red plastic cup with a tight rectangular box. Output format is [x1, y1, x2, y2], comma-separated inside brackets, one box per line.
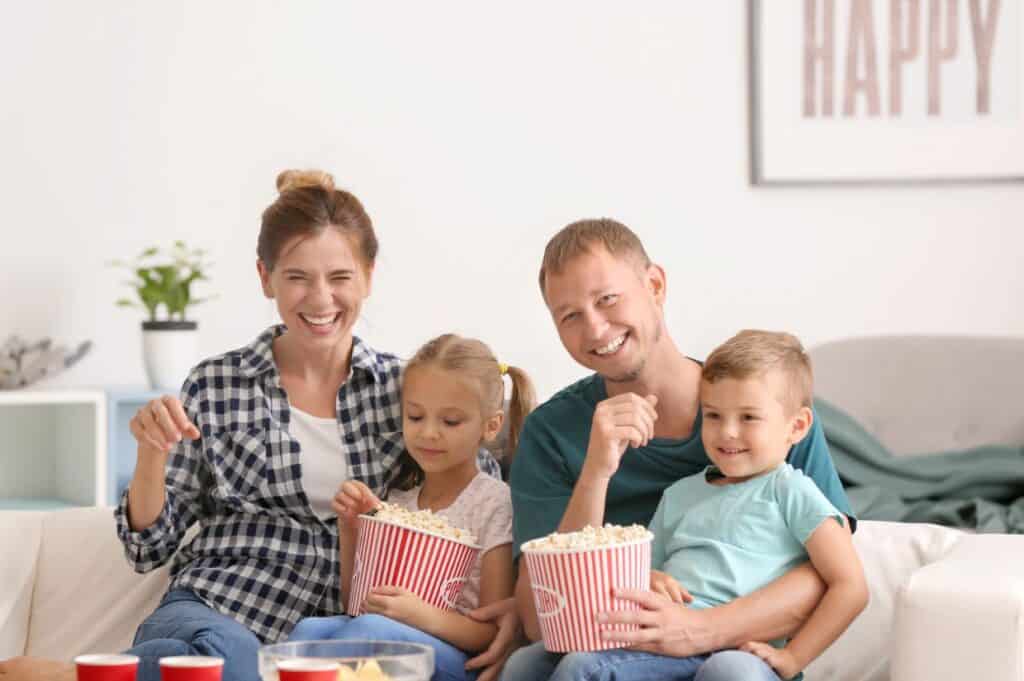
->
[75, 654, 139, 681]
[276, 659, 340, 681]
[159, 656, 224, 681]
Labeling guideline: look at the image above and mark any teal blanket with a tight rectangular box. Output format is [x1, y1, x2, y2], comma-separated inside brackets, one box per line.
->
[815, 398, 1024, 533]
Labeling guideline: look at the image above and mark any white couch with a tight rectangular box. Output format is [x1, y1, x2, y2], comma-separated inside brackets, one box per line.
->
[2, 335, 1023, 680]
[1, 508, 1020, 681]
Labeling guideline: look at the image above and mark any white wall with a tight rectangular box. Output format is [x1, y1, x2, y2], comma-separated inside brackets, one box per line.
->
[2, 1, 1021, 401]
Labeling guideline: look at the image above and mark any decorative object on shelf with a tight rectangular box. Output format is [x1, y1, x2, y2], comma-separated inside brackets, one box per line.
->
[110, 241, 213, 391]
[0, 335, 92, 389]
[749, 0, 1024, 184]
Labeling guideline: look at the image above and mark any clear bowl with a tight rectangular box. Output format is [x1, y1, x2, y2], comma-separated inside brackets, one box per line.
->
[259, 641, 434, 681]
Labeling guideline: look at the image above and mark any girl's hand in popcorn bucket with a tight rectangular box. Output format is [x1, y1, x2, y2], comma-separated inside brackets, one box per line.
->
[364, 586, 431, 627]
[649, 570, 693, 605]
[333, 480, 381, 527]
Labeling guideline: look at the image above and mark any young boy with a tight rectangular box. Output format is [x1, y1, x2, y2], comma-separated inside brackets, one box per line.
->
[525, 330, 868, 681]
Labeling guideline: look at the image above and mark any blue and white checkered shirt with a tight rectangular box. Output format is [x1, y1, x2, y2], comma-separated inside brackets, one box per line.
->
[115, 325, 500, 643]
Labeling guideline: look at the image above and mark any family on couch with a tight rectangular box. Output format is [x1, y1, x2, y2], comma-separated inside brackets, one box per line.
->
[0, 169, 867, 681]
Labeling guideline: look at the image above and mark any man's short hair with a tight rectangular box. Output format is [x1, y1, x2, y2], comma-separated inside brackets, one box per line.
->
[538, 218, 652, 298]
[702, 330, 814, 412]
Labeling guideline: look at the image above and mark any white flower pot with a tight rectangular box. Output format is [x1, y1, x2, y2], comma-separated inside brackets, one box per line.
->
[141, 321, 199, 392]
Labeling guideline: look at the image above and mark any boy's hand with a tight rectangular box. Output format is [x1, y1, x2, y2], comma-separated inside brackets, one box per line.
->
[364, 586, 431, 627]
[333, 480, 380, 527]
[740, 641, 800, 680]
[649, 570, 693, 605]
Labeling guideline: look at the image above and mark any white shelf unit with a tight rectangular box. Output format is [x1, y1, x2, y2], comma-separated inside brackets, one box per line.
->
[0, 390, 107, 509]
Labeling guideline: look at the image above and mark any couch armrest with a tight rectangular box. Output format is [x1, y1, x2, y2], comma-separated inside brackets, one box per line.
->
[0, 512, 43, 658]
[892, 533, 1024, 681]
[26, 507, 170, 660]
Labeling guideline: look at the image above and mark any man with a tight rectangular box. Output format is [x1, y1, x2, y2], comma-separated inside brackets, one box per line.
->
[501, 218, 854, 680]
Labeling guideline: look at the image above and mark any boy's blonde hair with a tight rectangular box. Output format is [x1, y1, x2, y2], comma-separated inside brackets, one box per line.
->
[702, 330, 814, 413]
[391, 334, 537, 490]
[538, 218, 652, 298]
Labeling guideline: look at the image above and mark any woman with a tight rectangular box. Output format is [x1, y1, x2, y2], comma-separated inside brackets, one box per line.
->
[1, 170, 505, 681]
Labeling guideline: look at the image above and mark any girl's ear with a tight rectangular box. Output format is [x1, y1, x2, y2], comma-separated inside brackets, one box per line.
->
[788, 406, 814, 446]
[483, 410, 504, 443]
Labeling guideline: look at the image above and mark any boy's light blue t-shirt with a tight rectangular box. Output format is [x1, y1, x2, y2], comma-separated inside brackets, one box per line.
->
[650, 462, 845, 611]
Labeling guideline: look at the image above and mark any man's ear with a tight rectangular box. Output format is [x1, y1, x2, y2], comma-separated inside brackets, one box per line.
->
[484, 410, 505, 443]
[645, 263, 667, 305]
[789, 406, 814, 446]
[257, 260, 274, 299]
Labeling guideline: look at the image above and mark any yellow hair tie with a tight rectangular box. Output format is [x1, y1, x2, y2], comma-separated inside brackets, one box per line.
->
[498, 362, 509, 376]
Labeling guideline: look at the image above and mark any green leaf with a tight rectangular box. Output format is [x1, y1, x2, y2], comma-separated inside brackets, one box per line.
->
[114, 241, 213, 320]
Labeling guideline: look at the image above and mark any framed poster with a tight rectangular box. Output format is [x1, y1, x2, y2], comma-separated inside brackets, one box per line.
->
[749, 0, 1024, 184]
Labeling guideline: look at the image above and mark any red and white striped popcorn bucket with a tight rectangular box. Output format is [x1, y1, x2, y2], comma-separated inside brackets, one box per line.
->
[347, 514, 480, 616]
[523, 537, 651, 652]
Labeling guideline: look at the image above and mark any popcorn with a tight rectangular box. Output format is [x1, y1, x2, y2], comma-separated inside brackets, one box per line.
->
[369, 501, 477, 545]
[521, 524, 653, 552]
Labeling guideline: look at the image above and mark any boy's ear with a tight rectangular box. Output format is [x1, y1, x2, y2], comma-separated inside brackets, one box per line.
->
[789, 406, 814, 445]
[362, 262, 375, 298]
[483, 410, 504, 443]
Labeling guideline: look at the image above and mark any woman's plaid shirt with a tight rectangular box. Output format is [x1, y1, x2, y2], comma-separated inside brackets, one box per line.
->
[114, 326, 500, 643]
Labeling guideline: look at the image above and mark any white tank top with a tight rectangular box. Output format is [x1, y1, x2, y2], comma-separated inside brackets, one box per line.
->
[289, 405, 348, 520]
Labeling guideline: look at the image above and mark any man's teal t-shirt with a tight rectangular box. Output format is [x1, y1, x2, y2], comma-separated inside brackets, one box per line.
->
[509, 373, 855, 557]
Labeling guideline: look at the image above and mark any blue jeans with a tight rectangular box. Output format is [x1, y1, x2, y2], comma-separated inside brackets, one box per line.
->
[289, 614, 474, 681]
[127, 590, 261, 681]
[500, 641, 780, 681]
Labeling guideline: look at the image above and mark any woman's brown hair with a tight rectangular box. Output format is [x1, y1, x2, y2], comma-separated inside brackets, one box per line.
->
[258, 169, 377, 271]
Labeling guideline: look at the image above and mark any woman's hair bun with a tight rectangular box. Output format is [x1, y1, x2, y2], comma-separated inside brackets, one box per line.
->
[276, 169, 335, 194]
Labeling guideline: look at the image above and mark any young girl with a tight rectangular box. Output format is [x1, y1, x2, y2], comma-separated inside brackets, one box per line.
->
[289, 333, 536, 681]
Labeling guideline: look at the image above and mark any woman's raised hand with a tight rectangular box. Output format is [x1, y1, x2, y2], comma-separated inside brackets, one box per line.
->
[129, 396, 201, 457]
[333, 480, 381, 526]
[126, 396, 201, 532]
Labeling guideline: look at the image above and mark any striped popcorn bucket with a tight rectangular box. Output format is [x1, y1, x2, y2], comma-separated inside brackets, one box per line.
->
[522, 537, 651, 652]
[347, 514, 480, 616]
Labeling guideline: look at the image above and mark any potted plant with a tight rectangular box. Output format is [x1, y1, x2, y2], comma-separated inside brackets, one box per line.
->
[111, 241, 212, 390]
